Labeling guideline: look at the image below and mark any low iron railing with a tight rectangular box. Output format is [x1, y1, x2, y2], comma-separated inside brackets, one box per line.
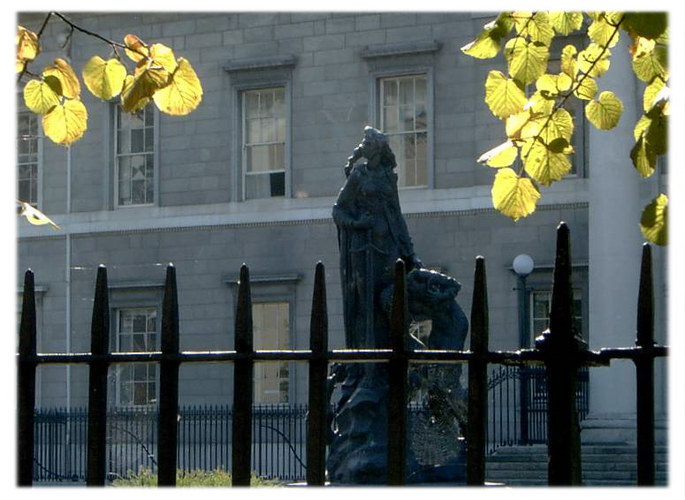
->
[486, 366, 589, 453]
[18, 223, 668, 486]
[31, 405, 308, 483]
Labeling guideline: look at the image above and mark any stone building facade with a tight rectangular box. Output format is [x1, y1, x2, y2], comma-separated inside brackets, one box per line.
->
[16, 12, 667, 443]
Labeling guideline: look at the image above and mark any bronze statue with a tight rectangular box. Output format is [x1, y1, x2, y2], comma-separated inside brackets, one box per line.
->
[328, 126, 468, 484]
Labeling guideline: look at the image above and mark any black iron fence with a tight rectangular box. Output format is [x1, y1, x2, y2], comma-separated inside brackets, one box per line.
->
[18, 223, 668, 486]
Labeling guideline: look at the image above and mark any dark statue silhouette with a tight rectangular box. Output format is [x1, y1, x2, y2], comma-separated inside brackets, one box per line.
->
[327, 127, 469, 484]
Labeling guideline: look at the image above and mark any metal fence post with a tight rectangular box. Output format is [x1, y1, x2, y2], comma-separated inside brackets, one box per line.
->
[86, 265, 110, 486]
[535, 223, 583, 485]
[467, 256, 488, 486]
[232, 264, 254, 486]
[307, 262, 328, 485]
[158, 264, 181, 486]
[18, 269, 37, 486]
[388, 259, 409, 485]
[636, 243, 655, 485]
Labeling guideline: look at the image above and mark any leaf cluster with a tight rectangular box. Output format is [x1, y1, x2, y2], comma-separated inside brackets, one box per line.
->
[462, 11, 668, 245]
[17, 18, 203, 147]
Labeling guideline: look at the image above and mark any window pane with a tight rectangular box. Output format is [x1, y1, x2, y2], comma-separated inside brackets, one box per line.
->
[245, 92, 260, 118]
[383, 79, 397, 106]
[270, 171, 285, 197]
[383, 105, 398, 132]
[252, 302, 290, 403]
[245, 173, 273, 199]
[399, 105, 414, 132]
[399, 78, 413, 105]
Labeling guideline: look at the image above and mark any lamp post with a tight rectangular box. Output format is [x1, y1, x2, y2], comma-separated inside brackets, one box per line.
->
[513, 254, 534, 445]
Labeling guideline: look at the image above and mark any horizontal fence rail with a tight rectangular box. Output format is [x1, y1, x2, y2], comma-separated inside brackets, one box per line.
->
[17, 223, 668, 487]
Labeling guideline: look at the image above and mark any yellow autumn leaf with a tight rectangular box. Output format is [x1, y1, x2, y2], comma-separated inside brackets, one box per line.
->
[630, 135, 657, 178]
[23, 79, 60, 114]
[121, 70, 164, 113]
[561, 45, 577, 77]
[505, 109, 532, 139]
[153, 58, 203, 115]
[124, 34, 149, 62]
[16, 26, 40, 68]
[640, 194, 667, 246]
[585, 91, 623, 130]
[149, 43, 178, 74]
[522, 138, 573, 186]
[82, 56, 127, 100]
[42, 99, 88, 145]
[491, 168, 540, 221]
[549, 12, 583, 36]
[574, 76, 598, 100]
[17, 201, 60, 230]
[478, 141, 518, 167]
[43, 58, 81, 99]
[485, 70, 527, 119]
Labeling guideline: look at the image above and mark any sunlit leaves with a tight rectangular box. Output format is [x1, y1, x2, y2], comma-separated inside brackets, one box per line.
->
[461, 13, 514, 59]
[478, 141, 518, 167]
[588, 17, 620, 48]
[23, 79, 60, 114]
[485, 70, 527, 119]
[124, 34, 149, 62]
[152, 58, 203, 115]
[491, 168, 540, 221]
[504, 38, 549, 85]
[513, 11, 554, 45]
[43, 58, 81, 99]
[536, 108, 574, 143]
[121, 74, 152, 113]
[522, 138, 573, 186]
[630, 135, 657, 178]
[16, 26, 39, 72]
[643, 79, 669, 114]
[561, 45, 577, 77]
[640, 194, 668, 246]
[577, 43, 611, 78]
[82, 56, 127, 100]
[549, 12, 583, 35]
[42, 99, 88, 146]
[632, 38, 668, 82]
[634, 108, 667, 156]
[585, 91, 623, 130]
[574, 76, 598, 100]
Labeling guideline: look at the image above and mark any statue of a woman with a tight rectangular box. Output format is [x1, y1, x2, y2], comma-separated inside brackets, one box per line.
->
[333, 126, 421, 349]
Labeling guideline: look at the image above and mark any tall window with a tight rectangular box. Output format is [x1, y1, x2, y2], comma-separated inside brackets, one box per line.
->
[242, 87, 286, 199]
[531, 290, 583, 340]
[18, 112, 40, 206]
[379, 74, 428, 187]
[115, 308, 157, 407]
[115, 105, 155, 206]
[252, 302, 290, 403]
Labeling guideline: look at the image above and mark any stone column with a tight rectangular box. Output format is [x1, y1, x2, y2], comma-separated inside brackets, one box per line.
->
[584, 33, 643, 443]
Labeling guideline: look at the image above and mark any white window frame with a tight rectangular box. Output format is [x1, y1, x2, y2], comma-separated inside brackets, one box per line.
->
[113, 104, 159, 208]
[252, 300, 291, 405]
[17, 110, 43, 208]
[371, 66, 435, 190]
[379, 73, 430, 188]
[241, 87, 287, 201]
[114, 307, 159, 408]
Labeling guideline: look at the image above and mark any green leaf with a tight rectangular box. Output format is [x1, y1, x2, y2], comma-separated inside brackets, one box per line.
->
[505, 38, 549, 85]
[585, 91, 623, 130]
[623, 13, 668, 40]
[640, 194, 668, 246]
[513, 11, 554, 45]
[549, 12, 583, 35]
[484, 70, 527, 119]
[461, 13, 513, 59]
[577, 43, 611, 78]
[632, 42, 668, 82]
[536, 108, 574, 143]
[630, 135, 657, 178]
[634, 108, 667, 156]
[522, 138, 573, 186]
[478, 141, 518, 167]
[23, 79, 60, 114]
[588, 18, 620, 48]
[561, 44, 578, 77]
[574, 76, 598, 100]
[643, 78, 666, 112]
[491, 168, 540, 221]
